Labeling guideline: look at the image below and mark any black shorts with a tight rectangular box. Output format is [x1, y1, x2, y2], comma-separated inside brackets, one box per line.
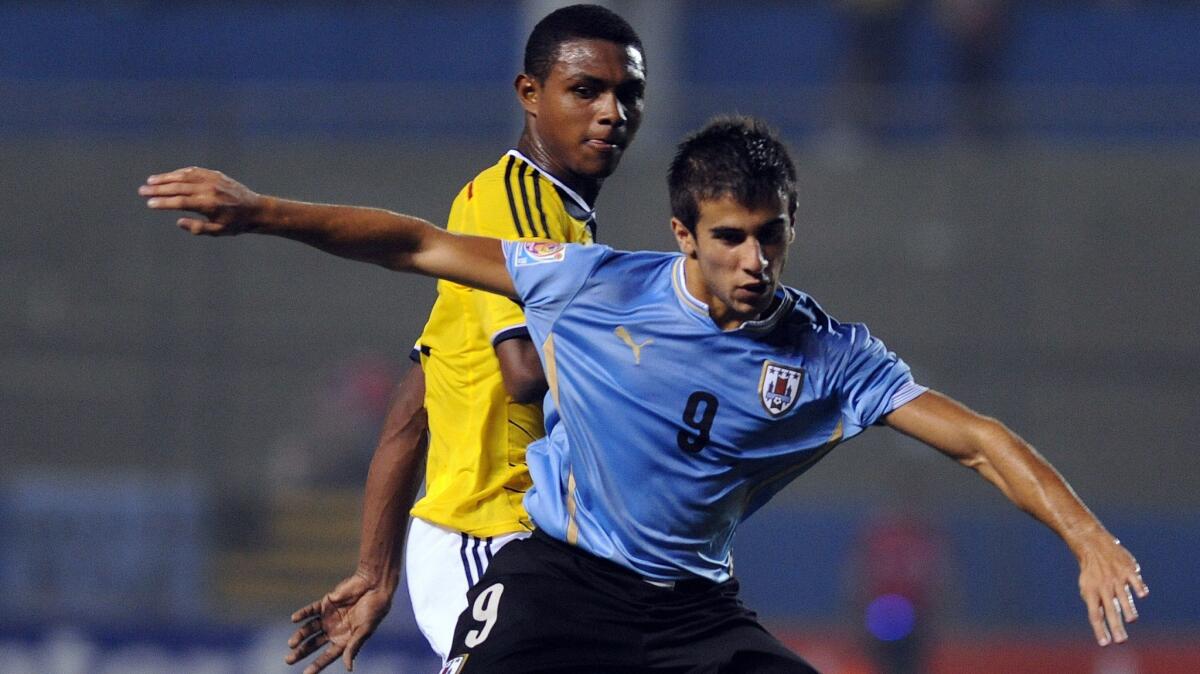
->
[445, 530, 817, 673]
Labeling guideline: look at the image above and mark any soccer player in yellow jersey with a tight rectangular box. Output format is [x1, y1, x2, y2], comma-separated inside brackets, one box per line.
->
[269, 5, 646, 672]
[412, 149, 596, 539]
[403, 150, 601, 655]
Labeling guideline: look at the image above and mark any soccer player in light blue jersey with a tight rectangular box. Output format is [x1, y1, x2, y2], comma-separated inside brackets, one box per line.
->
[143, 117, 1148, 672]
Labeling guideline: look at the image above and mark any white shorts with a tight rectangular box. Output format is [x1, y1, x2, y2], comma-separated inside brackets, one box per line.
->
[405, 517, 530, 662]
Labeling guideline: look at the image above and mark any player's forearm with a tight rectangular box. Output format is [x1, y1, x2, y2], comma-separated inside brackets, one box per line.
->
[143, 167, 517, 295]
[250, 196, 435, 272]
[967, 421, 1113, 559]
[355, 363, 428, 589]
[252, 196, 517, 296]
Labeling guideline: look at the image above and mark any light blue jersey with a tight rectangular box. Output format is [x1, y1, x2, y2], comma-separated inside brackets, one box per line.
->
[502, 241, 927, 582]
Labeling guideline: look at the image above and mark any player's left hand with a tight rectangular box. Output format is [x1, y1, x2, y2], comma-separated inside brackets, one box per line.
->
[285, 572, 394, 673]
[1074, 531, 1148, 646]
[139, 166, 262, 235]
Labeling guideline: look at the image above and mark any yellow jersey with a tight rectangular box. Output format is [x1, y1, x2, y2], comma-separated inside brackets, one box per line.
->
[411, 150, 595, 536]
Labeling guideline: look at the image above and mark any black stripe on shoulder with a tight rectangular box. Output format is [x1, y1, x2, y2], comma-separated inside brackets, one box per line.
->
[529, 168, 552, 239]
[516, 161, 538, 240]
[503, 155, 527, 237]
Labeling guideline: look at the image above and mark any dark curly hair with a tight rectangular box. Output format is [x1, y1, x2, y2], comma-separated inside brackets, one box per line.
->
[668, 116, 797, 232]
[523, 4, 644, 82]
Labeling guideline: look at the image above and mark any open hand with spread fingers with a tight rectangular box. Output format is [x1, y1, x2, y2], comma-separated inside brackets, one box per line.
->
[286, 572, 395, 674]
[139, 166, 262, 235]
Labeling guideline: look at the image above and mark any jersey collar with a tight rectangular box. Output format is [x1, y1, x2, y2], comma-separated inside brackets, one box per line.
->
[505, 149, 596, 218]
[670, 257, 796, 334]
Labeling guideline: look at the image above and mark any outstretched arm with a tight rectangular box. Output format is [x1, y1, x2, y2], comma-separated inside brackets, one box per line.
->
[140, 166, 516, 297]
[286, 362, 428, 674]
[884, 390, 1148, 647]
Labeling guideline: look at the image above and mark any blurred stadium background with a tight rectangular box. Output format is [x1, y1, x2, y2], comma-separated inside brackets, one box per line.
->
[2, 1, 1198, 672]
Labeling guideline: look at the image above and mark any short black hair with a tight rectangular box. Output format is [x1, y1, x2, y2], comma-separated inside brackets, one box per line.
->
[523, 4, 644, 82]
[668, 116, 798, 232]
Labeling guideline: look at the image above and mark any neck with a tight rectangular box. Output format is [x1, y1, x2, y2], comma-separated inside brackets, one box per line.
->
[682, 257, 738, 331]
[516, 129, 601, 206]
[680, 256, 781, 331]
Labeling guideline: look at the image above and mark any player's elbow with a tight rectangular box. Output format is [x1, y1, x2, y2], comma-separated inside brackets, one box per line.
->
[957, 415, 1019, 468]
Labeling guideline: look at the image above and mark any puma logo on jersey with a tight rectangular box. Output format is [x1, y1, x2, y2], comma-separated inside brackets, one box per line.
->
[614, 326, 653, 365]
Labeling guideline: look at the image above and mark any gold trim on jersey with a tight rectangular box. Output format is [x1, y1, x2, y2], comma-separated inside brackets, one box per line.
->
[741, 419, 844, 510]
[543, 333, 560, 408]
[566, 468, 579, 545]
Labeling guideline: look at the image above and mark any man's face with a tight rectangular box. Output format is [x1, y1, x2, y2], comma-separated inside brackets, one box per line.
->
[672, 194, 794, 331]
[521, 38, 646, 179]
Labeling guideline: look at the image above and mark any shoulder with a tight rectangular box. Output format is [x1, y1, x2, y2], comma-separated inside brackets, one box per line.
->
[452, 153, 561, 236]
[461, 153, 517, 199]
[465, 153, 559, 200]
[506, 244, 674, 297]
[580, 249, 679, 288]
[778, 288, 837, 335]
[775, 288, 876, 352]
[508, 240, 614, 268]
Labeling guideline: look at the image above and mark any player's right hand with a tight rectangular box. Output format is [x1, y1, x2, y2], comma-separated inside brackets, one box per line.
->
[286, 572, 395, 674]
[139, 166, 261, 236]
[1074, 532, 1148, 647]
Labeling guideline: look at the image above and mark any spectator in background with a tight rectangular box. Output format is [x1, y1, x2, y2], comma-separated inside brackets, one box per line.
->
[849, 506, 953, 674]
[935, 0, 1011, 139]
[267, 354, 400, 488]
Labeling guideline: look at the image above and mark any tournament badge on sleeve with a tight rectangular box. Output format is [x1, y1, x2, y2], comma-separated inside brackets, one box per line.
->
[439, 655, 468, 674]
[514, 240, 566, 266]
[759, 361, 804, 416]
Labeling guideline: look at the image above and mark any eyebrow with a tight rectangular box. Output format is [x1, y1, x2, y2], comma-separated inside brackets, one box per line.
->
[566, 74, 609, 86]
[713, 217, 785, 231]
[564, 72, 644, 89]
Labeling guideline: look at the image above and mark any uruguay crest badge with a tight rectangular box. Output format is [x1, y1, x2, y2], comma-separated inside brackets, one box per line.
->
[759, 361, 804, 416]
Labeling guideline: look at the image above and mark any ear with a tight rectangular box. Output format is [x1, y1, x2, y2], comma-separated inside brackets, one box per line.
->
[514, 73, 540, 115]
[671, 217, 697, 258]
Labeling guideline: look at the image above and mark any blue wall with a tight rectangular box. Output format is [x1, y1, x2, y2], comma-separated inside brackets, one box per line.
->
[2, 2, 1197, 140]
[0, 3, 518, 82]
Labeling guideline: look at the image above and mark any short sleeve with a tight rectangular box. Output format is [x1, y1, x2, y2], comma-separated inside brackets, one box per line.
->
[474, 292, 530, 346]
[502, 241, 610, 331]
[834, 323, 926, 431]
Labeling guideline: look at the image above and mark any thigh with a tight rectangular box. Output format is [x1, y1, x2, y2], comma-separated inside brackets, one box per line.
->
[405, 518, 529, 661]
[661, 623, 817, 674]
[646, 584, 818, 674]
[405, 518, 474, 660]
[714, 624, 819, 674]
[446, 537, 647, 673]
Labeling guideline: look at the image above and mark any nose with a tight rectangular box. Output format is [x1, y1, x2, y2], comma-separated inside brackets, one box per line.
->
[742, 240, 768, 277]
[596, 92, 627, 128]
